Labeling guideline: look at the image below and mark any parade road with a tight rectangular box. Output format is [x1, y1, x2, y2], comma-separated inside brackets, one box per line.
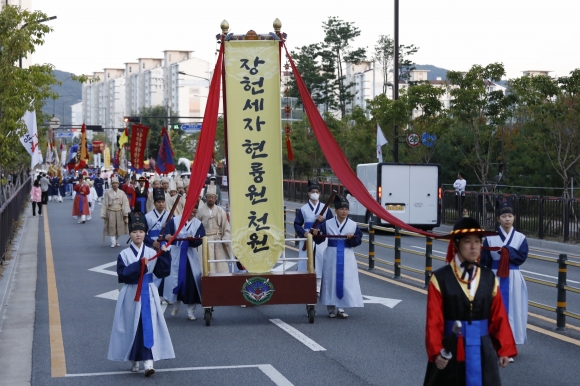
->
[1, 196, 580, 385]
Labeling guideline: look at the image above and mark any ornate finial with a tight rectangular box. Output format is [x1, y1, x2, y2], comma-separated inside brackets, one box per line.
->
[273, 18, 282, 32]
[220, 20, 229, 34]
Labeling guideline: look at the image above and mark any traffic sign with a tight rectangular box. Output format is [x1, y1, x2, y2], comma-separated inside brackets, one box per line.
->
[421, 132, 437, 147]
[50, 117, 60, 129]
[406, 132, 420, 147]
[181, 123, 202, 132]
[56, 132, 73, 138]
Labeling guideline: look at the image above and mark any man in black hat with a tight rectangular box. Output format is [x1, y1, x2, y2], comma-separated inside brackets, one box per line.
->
[424, 217, 517, 386]
[144, 188, 176, 251]
[135, 176, 149, 213]
[294, 179, 334, 293]
[312, 194, 363, 319]
[481, 197, 529, 350]
[94, 171, 104, 202]
[107, 212, 174, 376]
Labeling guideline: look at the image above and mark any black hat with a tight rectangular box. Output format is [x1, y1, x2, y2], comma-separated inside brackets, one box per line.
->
[334, 194, 349, 210]
[153, 188, 165, 202]
[496, 196, 514, 216]
[308, 179, 321, 192]
[437, 217, 497, 240]
[129, 212, 147, 232]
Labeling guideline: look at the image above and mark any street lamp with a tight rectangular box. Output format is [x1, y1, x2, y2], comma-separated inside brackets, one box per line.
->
[178, 71, 210, 83]
[19, 16, 57, 68]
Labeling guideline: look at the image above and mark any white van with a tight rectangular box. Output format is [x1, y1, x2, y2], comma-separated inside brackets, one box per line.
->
[348, 163, 441, 231]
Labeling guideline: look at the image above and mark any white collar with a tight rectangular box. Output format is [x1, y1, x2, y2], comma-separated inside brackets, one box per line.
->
[131, 241, 144, 256]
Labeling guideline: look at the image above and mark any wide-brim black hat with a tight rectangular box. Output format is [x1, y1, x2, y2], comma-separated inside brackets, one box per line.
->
[436, 217, 497, 240]
[129, 212, 147, 232]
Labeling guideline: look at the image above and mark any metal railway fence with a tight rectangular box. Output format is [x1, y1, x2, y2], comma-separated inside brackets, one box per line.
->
[283, 206, 580, 331]
[0, 176, 31, 265]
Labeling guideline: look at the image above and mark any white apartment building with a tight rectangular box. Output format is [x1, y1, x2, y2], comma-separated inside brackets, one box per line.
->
[82, 51, 215, 129]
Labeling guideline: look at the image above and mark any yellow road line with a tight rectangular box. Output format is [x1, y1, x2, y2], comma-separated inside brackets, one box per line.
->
[44, 209, 67, 377]
[527, 324, 580, 347]
[529, 312, 580, 332]
[357, 269, 428, 295]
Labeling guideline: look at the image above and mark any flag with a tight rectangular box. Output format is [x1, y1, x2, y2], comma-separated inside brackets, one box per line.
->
[119, 127, 129, 148]
[130, 124, 149, 171]
[20, 109, 43, 169]
[104, 145, 111, 169]
[376, 124, 388, 162]
[74, 124, 89, 170]
[156, 126, 175, 174]
[60, 142, 67, 167]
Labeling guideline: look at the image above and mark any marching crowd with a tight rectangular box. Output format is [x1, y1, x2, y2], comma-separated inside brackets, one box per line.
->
[29, 171, 529, 384]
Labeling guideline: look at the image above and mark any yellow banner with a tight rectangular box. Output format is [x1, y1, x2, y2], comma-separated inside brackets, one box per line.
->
[104, 145, 111, 169]
[225, 40, 284, 273]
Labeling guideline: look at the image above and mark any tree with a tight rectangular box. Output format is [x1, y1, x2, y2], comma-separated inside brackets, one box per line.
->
[287, 44, 331, 108]
[0, 5, 59, 173]
[508, 70, 580, 195]
[445, 63, 514, 185]
[320, 17, 367, 118]
[373, 35, 418, 93]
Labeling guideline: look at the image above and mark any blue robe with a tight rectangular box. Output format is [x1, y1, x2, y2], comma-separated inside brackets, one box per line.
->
[94, 177, 104, 197]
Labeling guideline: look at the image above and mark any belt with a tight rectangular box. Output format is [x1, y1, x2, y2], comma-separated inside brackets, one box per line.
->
[141, 273, 154, 349]
[327, 239, 346, 299]
[445, 319, 488, 386]
[205, 231, 221, 236]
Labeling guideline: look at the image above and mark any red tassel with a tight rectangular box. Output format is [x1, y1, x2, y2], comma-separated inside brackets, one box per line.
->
[457, 334, 465, 362]
[446, 241, 455, 264]
[134, 258, 147, 302]
[286, 136, 294, 161]
[497, 247, 510, 278]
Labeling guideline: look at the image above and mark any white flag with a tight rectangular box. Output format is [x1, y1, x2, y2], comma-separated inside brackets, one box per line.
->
[20, 110, 44, 169]
[376, 125, 388, 162]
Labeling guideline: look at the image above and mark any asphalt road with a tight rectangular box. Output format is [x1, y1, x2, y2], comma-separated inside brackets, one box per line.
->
[27, 195, 580, 385]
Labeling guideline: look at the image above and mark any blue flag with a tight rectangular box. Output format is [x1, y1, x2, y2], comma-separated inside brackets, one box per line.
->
[156, 127, 175, 174]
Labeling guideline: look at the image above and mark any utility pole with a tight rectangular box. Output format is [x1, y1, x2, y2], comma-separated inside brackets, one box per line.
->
[393, 0, 400, 163]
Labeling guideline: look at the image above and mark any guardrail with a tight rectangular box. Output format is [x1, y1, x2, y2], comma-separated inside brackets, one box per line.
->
[284, 207, 580, 331]
[0, 176, 31, 265]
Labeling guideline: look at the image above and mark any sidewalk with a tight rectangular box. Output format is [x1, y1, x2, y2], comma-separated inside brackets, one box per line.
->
[0, 204, 38, 386]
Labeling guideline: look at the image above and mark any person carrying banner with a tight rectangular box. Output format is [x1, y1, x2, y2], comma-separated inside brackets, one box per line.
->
[481, 197, 529, 351]
[294, 180, 334, 294]
[312, 195, 363, 319]
[122, 177, 136, 211]
[196, 182, 232, 273]
[72, 178, 90, 224]
[423, 217, 517, 386]
[165, 204, 205, 320]
[107, 212, 174, 376]
[100, 176, 131, 247]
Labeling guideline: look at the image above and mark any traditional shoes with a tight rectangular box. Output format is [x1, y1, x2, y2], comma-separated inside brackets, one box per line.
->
[144, 360, 155, 377]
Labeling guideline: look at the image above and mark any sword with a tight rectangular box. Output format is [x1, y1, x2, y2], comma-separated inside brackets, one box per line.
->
[424, 320, 462, 386]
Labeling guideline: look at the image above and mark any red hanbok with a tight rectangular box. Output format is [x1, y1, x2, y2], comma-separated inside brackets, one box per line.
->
[72, 184, 90, 216]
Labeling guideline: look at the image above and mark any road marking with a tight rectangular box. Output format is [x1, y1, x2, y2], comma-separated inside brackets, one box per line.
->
[527, 324, 580, 347]
[66, 364, 294, 385]
[521, 269, 580, 284]
[362, 295, 401, 308]
[89, 261, 117, 276]
[96, 289, 120, 301]
[529, 312, 580, 332]
[269, 319, 326, 352]
[44, 208, 67, 377]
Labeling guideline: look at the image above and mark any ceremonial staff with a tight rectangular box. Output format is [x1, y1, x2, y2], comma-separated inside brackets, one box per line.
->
[134, 193, 182, 301]
[301, 190, 337, 251]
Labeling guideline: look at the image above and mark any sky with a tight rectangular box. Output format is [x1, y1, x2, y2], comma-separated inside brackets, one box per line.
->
[31, 0, 580, 80]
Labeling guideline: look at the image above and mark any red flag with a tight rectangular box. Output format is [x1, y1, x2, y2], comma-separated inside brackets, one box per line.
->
[130, 124, 149, 170]
[74, 124, 89, 170]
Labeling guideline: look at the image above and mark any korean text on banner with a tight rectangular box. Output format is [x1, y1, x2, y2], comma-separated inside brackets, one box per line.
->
[225, 40, 284, 273]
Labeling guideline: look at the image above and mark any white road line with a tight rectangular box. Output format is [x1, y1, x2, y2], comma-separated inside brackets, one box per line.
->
[269, 319, 326, 352]
[88, 261, 117, 276]
[521, 269, 580, 284]
[66, 364, 294, 385]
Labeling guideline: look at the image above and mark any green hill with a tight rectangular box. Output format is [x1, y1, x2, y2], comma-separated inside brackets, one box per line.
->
[41, 70, 82, 126]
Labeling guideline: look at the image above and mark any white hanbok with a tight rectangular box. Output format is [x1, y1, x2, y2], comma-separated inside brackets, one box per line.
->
[163, 216, 205, 304]
[87, 186, 98, 220]
[294, 201, 333, 276]
[482, 227, 529, 344]
[317, 217, 364, 308]
[107, 242, 175, 362]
